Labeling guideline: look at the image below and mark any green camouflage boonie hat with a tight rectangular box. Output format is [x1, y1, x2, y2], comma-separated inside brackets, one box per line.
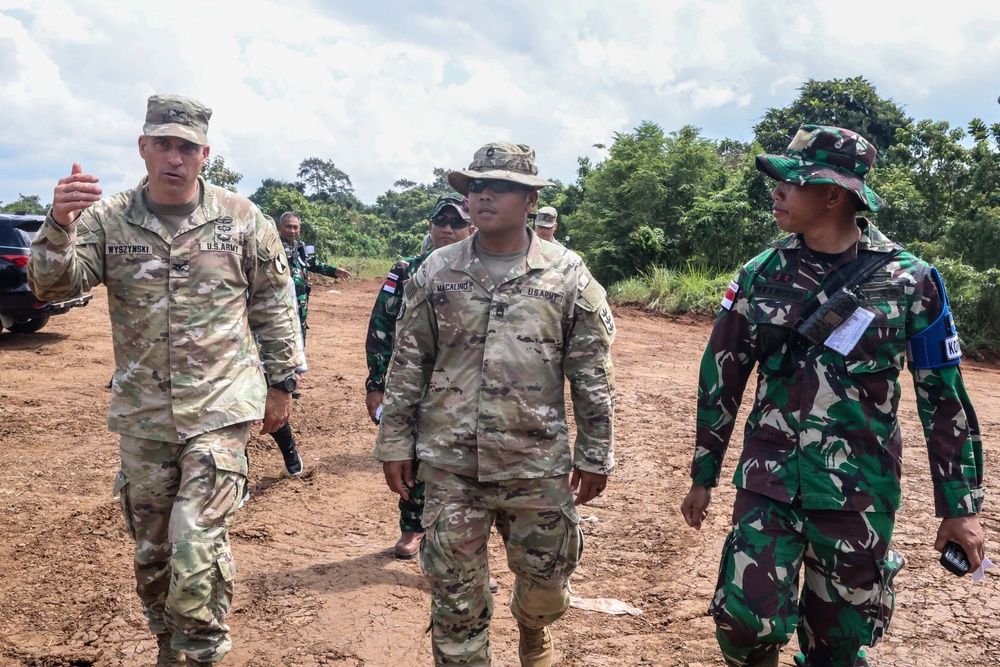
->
[430, 192, 471, 221]
[143, 94, 212, 145]
[448, 142, 555, 196]
[755, 125, 885, 211]
[535, 205, 558, 227]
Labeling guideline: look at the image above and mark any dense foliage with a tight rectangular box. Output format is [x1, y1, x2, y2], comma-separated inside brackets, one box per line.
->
[5, 77, 1000, 350]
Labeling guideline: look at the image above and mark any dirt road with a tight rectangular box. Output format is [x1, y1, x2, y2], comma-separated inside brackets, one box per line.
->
[1, 278, 997, 666]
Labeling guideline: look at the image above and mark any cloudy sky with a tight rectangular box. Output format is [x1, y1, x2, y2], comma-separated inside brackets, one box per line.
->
[1, 0, 998, 207]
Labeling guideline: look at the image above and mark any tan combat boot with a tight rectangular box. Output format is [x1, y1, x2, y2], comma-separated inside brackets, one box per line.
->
[155, 634, 185, 666]
[517, 622, 553, 667]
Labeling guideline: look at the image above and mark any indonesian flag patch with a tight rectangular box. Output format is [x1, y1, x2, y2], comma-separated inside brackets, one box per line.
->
[720, 278, 740, 310]
[382, 272, 399, 294]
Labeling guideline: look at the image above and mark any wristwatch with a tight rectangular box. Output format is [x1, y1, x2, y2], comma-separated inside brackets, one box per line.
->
[268, 375, 298, 393]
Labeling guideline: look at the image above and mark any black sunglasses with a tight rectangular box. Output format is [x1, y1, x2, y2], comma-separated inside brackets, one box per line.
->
[467, 178, 532, 194]
[431, 215, 471, 229]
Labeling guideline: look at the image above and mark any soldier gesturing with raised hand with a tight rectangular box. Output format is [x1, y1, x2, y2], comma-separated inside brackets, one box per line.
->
[28, 94, 301, 666]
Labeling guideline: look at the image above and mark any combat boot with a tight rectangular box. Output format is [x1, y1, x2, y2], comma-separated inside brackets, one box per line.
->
[155, 634, 185, 666]
[186, 660, 215, 667]
[517, 622, 553, 667]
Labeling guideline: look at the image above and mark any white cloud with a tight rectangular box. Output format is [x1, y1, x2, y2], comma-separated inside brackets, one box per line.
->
[1, 0, 1000, 207]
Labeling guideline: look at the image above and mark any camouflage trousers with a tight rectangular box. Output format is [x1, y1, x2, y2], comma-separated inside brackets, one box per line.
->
[710, 489, 904, 667]
[400, 459, 425, 533]
[419, 465, 584, 667]
[297, 295, 309, 345]
[114, 423, 250, 664]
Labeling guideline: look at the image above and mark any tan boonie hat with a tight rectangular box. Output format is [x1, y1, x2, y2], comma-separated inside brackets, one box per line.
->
[143, 94, 212, 145]
[535, 205, 558, 227]
[448, 141, 555, 195]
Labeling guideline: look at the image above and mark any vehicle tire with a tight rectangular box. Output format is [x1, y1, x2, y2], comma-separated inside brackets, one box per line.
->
[7, 315, 50, 333]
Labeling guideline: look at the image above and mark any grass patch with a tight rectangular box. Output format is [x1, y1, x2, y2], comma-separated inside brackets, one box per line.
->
[610, 263, 731, 316]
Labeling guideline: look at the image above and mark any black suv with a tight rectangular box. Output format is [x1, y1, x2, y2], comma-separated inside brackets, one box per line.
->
[0, 213, 92, 333]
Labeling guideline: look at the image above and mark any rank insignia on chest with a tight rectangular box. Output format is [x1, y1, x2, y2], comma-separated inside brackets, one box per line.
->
[721, 279, 740, 310]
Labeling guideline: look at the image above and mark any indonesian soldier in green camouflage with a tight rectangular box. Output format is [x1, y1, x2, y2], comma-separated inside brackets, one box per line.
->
[28, 94, 303, 666]
[375, 142, 616, 667]
[364, 192, 474, 559]
[680, 125, 986, 667]
[278, 211, 351, 345]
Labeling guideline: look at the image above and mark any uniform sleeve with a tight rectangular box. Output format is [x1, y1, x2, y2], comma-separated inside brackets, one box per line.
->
[365, 260, 410, 393]
[691, 268, 756, 487]
[27, 211, 104, 300]
[908, 270, 985, 517]
[564, 270, 616, 475]
[373, 264, 437, 462]
[307, 254, 340, 278]
[247, 212, 304, 382]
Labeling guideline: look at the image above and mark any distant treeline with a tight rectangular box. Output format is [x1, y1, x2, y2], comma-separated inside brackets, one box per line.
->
[5, 76, 999, 350]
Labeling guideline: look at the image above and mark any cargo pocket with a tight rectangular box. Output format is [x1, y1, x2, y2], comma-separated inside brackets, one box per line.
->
[211, 550, 236, 621]
[869, 549, 906, 646]
[708, 529, 737, 619]
[197, 447, 248, 528]
[551, 501, 584, 581]
[112, 470, 137, 540]
[418, 503, 452, 580]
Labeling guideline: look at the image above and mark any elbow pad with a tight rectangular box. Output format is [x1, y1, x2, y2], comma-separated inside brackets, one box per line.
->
[908, 267, 961, 369]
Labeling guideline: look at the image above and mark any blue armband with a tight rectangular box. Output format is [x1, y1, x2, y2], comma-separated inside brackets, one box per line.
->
[908, 267, 961, 369]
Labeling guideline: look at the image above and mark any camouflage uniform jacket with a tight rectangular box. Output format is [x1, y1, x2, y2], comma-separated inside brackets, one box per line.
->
[374, 230, 616, 481]
[364, 251, 430, 394]
[283, 239, 340, 300]
[28, 177, 303, 443]
[692, 219, 984, 517]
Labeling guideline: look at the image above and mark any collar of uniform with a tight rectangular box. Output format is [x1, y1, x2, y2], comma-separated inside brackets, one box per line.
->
[125, 175, 213, 235]
[769, 218, 899, 254]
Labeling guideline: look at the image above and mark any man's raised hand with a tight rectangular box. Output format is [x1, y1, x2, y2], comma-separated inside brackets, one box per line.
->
[52, 163, 102, 226]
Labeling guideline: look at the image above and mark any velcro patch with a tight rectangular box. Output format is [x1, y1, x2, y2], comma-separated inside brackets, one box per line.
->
[522, 286, 563, 304]
[382, 278, 398, 294]
[599, 305, 615, 334]
[200, 242, 240, 253]
[435, 282, 473, 293]
[106, 244, 151, 255]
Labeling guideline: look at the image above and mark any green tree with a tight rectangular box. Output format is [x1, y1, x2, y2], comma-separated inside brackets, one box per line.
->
[0, 194, 46, 214]
[201, 155, 242, 192]
[754, 76, 910, 157]
[297, 157, 354, 204]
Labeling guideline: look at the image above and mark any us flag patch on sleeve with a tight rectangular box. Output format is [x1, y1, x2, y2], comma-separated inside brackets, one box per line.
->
[720, 278, 740, 310]
[382, 272, 399, 294]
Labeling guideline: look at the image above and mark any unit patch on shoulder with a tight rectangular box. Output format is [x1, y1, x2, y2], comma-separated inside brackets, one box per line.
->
[720, 278, 740, 310]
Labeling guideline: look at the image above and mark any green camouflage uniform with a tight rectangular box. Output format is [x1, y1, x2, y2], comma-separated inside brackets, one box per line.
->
[28, 176, 302, 663]
[365, 251, 431, 532]
[283, 239, 341, 344]
[693, 219, 984, 666]
[374, 230, 616, 666]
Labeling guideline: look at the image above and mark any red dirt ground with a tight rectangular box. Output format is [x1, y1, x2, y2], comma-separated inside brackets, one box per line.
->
[1, 277, 997, 666]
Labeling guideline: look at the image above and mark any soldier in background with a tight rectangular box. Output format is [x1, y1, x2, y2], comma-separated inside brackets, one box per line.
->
[681, 125, 985, 667]
[28, 94, 302, 666]
[375, 142, 616, 667]
[533, 205, 559, 243]
[364, 193, 474, 559]
[278, 211, 351, 346]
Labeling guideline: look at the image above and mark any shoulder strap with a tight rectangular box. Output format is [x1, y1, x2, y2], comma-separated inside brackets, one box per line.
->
[797, 248, 901, 325]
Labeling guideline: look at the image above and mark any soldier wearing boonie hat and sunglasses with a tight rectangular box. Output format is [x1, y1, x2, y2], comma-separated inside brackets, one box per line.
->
[681, 125, 985, 667]
[375, 142, 617, 666]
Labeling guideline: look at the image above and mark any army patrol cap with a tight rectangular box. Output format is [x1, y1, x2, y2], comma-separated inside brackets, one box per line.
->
[143, 94, 212, 145]
[755, 125, 885, 211]
[535, 206, 558, 228]
[431, 192, 471, 221]
[448, 142, 555, 196]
